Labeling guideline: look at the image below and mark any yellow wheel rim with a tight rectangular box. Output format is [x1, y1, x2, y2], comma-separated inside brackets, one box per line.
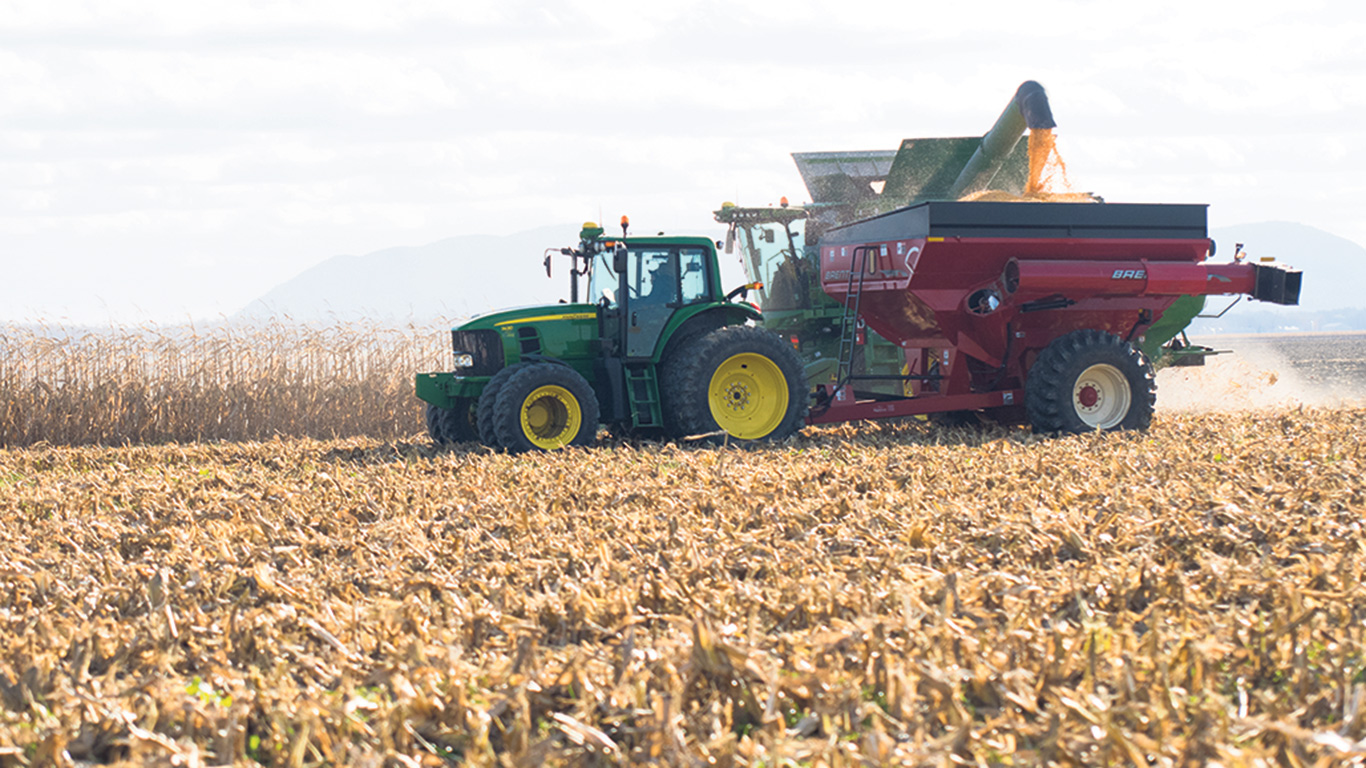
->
[707, 353, 789, 440]
[520, 385, 581, 450]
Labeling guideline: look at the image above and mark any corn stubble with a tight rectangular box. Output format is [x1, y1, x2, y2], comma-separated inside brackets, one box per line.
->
[1, 409, 1364, 766]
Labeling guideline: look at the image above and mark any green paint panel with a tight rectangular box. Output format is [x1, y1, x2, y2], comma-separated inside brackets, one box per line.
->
[1142, 294, 1207, 360]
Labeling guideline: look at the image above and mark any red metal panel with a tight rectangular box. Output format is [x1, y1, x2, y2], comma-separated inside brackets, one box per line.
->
[807, 390, 1023, 425]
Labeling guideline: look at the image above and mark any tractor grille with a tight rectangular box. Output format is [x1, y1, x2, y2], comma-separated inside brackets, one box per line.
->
[451, 329, 504, 376]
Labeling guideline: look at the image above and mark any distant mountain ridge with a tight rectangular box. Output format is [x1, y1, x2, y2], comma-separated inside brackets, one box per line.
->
[240, 220, 1363, 332]
[1193, 222, 1365, 333]
[237, 224, 582, 323]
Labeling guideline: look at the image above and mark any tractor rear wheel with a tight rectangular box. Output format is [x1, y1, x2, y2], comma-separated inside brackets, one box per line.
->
[476, 363, 531, 448]
[1025, 329, 1155, 433]
[425, 399, 478, 444]
[492, 363, 600, 452]
[664, 325, 806, 443]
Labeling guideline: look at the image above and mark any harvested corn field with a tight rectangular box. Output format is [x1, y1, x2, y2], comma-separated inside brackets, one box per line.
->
[2, 409, 1365, 766]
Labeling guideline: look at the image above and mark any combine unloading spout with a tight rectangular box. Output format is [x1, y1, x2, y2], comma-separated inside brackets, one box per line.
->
[946, 81, 1056, 200]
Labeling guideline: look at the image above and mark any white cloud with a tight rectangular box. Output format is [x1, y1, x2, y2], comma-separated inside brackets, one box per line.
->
[2, 0, 1364, 322]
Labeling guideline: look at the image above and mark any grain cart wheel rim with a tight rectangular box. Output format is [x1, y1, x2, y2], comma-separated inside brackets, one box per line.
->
[707, 353, 789, 440]
[1025, 329, 1155, 434]
[1072, 363, 1131, 429]
[519, 384, 581, 450]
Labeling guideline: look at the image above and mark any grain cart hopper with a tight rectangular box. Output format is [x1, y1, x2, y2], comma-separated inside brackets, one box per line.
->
[812, 201, 1301, 432]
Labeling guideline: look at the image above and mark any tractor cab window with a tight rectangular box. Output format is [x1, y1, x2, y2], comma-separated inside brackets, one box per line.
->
[588, 245, 712, 309]
[634, 248, 676, 305]
[588, 250, 619, 307]
[679, 248, 709, 304]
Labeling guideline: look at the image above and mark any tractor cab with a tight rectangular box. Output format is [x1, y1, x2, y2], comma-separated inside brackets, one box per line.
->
[715, 203, 813, 315]
[586, 237, 720, 358]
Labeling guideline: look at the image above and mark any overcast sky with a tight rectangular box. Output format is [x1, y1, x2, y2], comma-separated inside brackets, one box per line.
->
[3, 0, 1363, 323]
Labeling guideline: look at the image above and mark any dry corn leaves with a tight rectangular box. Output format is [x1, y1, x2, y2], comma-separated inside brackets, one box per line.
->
[0, 409, 1365, 766]
[0, 323, 453, 447]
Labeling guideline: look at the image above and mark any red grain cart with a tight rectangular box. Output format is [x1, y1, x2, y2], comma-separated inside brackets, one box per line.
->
[813, 201, 1301, 432]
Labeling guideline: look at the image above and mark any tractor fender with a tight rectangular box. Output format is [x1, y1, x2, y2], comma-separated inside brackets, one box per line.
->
[655, 304, 762, 364]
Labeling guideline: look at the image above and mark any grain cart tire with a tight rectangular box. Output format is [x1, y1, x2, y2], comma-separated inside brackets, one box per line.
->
[477, 363, 532, 448]
[492, 363, 600, 452]
[427, 398, 478, 444]
[1025, 329, 1155, 433]
[666, 325, 807, 443]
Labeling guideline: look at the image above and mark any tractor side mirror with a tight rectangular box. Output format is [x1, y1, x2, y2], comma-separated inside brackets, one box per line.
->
[613, 244, 628, 274]
[543, 254, 552, 278]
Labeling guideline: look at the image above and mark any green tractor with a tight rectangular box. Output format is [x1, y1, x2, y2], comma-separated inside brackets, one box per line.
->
[416, 222, 807, 451]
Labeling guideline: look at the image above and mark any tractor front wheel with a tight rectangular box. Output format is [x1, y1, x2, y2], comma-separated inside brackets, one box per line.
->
[1025, 329, 1155, 433]
[492, 363, 600, 452]
[664, 325, 807, 443]
[476, 363, 531, 448]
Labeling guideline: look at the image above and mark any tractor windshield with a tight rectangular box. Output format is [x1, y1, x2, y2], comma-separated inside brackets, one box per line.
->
[733, 218, 807, 312]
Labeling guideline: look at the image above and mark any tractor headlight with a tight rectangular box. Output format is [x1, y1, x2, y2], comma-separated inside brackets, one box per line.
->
[453, 353, 475, 369]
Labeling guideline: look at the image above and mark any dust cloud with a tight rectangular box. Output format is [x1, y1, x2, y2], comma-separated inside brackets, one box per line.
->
[1156, 336, 1366, 412]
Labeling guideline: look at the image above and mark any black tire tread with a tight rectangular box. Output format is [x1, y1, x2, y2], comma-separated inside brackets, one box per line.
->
[439, 398, 478, 443]
[477, 363, 531, 448]
[425, 402, 446, 443]
[662, 325, 807, 443]
[427, 398, 478, 444]
[1025, 329, 1155, 434]
[491, 363, 600, 452]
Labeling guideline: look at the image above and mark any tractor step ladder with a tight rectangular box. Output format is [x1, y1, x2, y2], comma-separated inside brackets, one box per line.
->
[624, 364, 663, 428]
[834, 245, 873, 390]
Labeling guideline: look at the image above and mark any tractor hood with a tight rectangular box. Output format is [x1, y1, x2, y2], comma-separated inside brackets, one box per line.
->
[455, 303, 599, 332]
